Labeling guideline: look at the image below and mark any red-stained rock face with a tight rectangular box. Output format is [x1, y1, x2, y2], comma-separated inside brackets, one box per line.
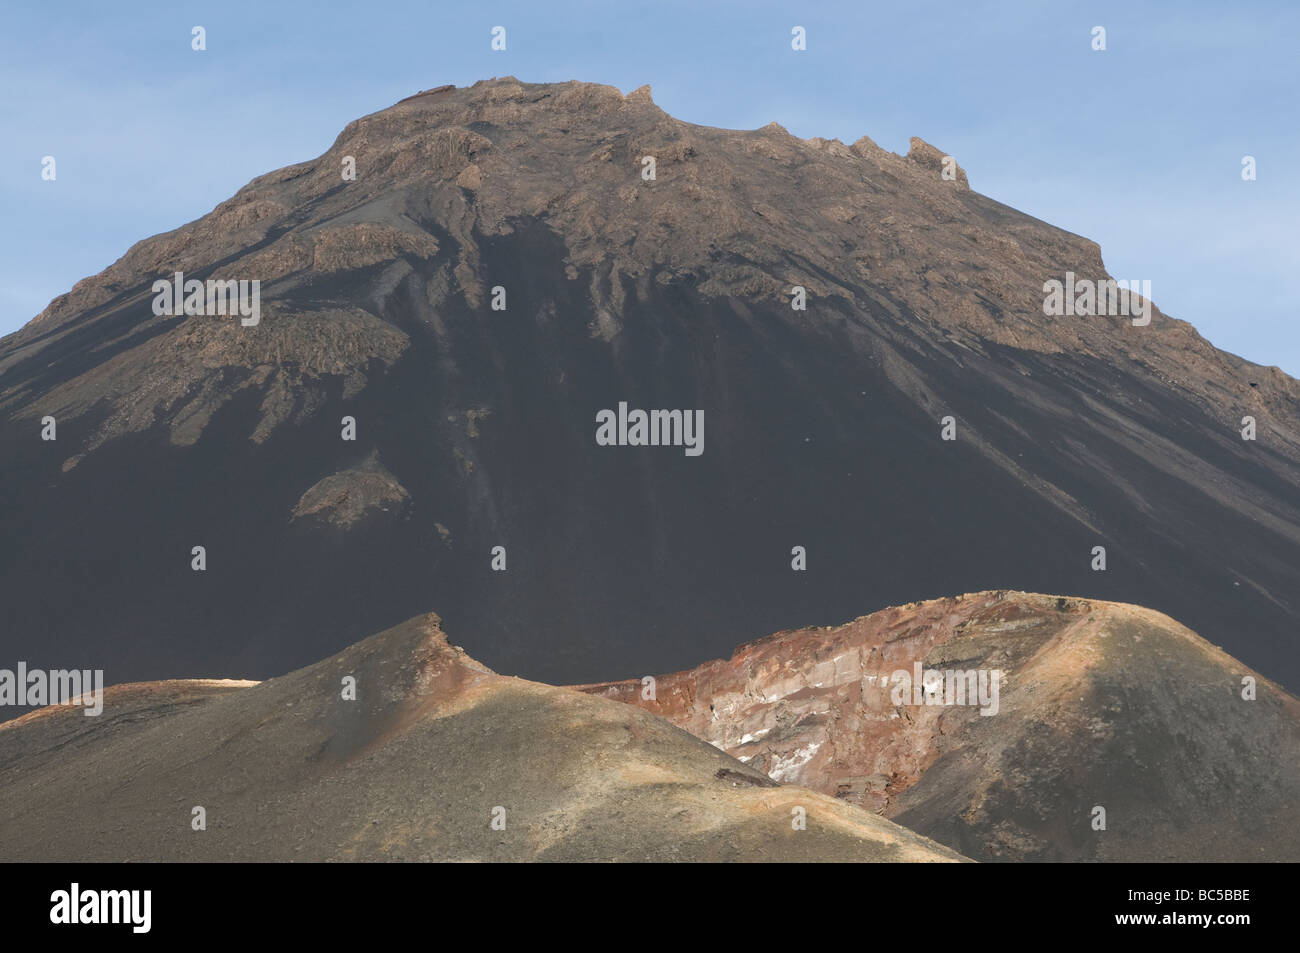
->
[578, 591, 1035, 810]
[576, 590, 1300, 862]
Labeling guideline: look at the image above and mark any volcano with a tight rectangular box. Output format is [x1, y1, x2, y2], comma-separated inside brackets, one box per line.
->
[2, 78, 1298, 697]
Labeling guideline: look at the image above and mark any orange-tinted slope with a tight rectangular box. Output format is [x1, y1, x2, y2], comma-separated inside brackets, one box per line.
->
[577, 590, 1300, 861]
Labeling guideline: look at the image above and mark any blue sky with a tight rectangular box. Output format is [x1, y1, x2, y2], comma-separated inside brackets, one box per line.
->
[2, 1, 1296, 372]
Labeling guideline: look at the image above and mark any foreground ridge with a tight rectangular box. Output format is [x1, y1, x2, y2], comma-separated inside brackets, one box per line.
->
[0, 612, 964, 863]
[578, 590, 1300, 862]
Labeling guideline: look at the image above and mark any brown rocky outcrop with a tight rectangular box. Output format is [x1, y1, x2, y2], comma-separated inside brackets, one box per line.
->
[905, 136, 970, 187]
[291, 451, 412, 528]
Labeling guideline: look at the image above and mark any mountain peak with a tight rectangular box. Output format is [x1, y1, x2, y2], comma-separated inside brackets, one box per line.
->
[905, 136, 969, 187]
[3, 77, 1300, 701]
[625, 82, 654, 103]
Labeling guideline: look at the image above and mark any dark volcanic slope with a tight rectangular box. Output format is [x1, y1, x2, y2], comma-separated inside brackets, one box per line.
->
[579, 590, 1300, 862]
[0, 614, 963, 862]
[2, 78, 1299, 692]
